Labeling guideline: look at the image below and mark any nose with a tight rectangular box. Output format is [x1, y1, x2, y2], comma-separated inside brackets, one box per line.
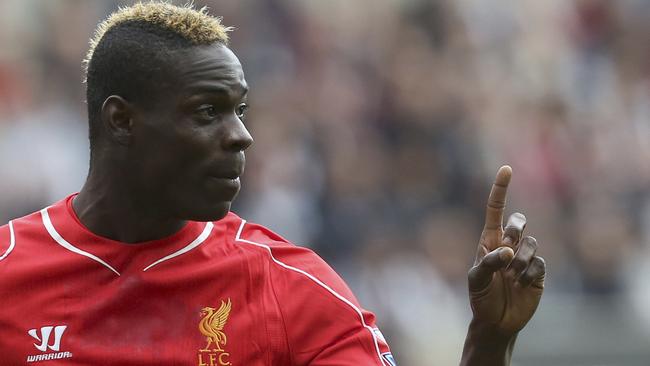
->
[221, 115, 253, 152]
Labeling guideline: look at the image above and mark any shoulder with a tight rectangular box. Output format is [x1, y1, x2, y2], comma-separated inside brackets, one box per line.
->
[230, 214, 294, 248]
[233, 216, 392, 365]
[233, 216, 332, 275]
[228, 213, 301, 256]
[232, 214, 361, 305]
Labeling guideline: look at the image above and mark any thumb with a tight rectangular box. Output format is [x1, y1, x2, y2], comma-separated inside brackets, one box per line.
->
[468, 247, 514, 292]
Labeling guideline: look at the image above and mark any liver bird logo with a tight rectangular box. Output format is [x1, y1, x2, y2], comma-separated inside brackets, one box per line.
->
[199, 299, 232, 352]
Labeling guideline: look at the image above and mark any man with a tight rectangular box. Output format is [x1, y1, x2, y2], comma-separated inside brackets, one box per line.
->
[0, 3, 545, 365]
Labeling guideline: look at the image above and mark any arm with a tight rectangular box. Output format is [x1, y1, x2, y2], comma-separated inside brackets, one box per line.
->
[461, 319, 516, 366]
[460, 166, 546, 366]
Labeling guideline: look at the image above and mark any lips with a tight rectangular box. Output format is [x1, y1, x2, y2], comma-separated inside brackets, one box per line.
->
[221, 171, 242, 180]
[206, 176, 241, 197]
[209, 171, 242, 180]
[209, 155, 245, 180]
[212, 176, 240, 185]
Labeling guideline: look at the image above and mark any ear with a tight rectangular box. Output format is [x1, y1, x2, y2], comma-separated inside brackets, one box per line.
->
[101, 95, 134, 145]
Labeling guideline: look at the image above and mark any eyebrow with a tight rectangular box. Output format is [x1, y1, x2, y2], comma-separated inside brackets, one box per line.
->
[186, 84, 249, 98]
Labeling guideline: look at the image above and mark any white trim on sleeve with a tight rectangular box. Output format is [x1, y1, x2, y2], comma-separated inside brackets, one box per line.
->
[234, 219, 387, 366]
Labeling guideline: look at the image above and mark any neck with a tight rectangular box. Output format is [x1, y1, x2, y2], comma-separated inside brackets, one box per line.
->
[73, 163, 186, 244]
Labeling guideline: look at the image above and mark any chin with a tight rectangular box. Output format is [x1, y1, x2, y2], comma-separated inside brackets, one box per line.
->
[185, 201, 232, 222]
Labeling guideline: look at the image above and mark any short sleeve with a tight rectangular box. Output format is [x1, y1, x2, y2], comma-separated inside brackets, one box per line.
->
[238, 222, 395, 366]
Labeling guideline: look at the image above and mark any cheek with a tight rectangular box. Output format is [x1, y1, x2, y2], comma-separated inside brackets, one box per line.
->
[133, 122, 208, 180]
[165, 126, 218, 181]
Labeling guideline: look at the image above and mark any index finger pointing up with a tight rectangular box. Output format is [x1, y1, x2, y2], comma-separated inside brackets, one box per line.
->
[484, 165, 512, 230]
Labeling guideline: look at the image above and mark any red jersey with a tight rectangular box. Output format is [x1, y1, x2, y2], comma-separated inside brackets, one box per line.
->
[0, 195, 395, 365]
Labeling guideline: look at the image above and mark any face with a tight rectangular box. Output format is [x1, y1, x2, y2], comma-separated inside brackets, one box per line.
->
[128, 44, 253, 222]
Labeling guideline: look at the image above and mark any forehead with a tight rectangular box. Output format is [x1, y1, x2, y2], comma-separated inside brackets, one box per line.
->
[174, 43, 247, 97]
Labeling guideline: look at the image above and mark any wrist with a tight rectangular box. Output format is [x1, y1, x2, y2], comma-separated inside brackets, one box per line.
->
[460, 318, 518, 366]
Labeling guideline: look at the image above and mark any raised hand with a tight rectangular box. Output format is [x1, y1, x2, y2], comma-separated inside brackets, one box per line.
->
[467, 165, 546, 335]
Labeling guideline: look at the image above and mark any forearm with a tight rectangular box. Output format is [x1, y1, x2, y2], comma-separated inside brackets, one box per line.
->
[460, 319, 517, 366]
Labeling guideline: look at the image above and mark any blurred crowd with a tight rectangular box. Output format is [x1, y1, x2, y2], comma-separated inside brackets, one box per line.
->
[1, 0, 650, 364]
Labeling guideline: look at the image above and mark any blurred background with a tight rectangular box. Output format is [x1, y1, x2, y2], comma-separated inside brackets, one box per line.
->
[1, 0, 649, 364]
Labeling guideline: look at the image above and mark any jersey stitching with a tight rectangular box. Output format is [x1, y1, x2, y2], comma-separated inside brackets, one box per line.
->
[234, 219, 387, 366]
[266, 246, 295, 365]
[233, 220, 294, 363]
[233, 221, 278, 365]
[0, 221, 16, 262]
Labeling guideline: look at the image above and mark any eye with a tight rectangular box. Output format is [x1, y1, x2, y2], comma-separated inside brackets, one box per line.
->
[196, 105, 218, 120]
[236, 103, 249, 119]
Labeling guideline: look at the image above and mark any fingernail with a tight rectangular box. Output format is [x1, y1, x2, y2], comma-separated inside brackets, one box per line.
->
[503, 237, 513, 246]
[498, 247, 512, 261]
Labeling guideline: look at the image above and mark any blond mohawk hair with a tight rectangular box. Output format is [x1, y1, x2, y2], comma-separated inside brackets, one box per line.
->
[83, 1, 232, 76]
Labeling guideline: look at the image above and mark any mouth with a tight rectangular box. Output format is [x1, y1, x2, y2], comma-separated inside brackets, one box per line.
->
[209, 166, 243, 181]
[207, 176, 241, 193]
[207, 158, 245, 194]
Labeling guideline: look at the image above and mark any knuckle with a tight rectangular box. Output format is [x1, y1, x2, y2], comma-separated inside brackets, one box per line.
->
[510, 257, 528, 271]
[519, 273, 534, 285]
[503, 225, 521, 234]
[487, 201, 505, 209]
[520, 262, 543, 285]
[503, 228, 521, 243]
[504, 213, 527, 233]
[522, 236, 537, 249]
[534, 256, 546, 270]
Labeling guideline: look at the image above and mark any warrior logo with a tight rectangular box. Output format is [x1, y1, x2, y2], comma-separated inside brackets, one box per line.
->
[198, 299, 232, 366]
[26, 325, 73, 363]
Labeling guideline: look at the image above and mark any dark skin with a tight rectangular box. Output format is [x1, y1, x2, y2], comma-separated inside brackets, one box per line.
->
[74, 44, 252, 243]
[462, 166, 546, 365]
[73, 44, 545, 364]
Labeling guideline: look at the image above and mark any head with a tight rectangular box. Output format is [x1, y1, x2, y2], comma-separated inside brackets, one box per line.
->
[84, 2, 253, 221]
[201, 306, 215, 316]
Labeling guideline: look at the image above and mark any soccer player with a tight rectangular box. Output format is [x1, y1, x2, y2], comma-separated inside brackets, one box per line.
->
[0, 3, 545, 365]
